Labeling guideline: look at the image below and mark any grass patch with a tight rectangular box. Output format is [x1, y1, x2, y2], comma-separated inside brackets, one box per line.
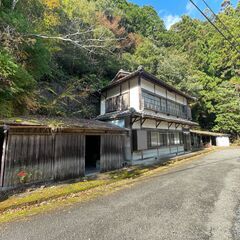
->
[0, 179, 109, 213]
[109, 167, 150, 180]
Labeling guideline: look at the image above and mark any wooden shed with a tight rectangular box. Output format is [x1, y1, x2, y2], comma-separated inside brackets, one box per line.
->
[190, 130, 230, 149]
[0, 117, 127, 190]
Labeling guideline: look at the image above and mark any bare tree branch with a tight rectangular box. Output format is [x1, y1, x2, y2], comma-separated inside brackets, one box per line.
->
[25, 30, 125, 54]
[12, 0, 19, 10]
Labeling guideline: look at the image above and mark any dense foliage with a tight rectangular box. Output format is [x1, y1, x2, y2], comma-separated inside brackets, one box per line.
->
[0, 0, 239, 138]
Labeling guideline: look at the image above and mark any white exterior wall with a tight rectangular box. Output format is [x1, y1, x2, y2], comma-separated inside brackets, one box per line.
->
[157, 121, 168, 130]
[176, 124, 183, 131]
[100, 96, 105, 115]
[130, 77, 140, 111]
[107, 85, 120, 97]
[169, 123, 176, 130]
[141, 79, 154, 92]
[183, 125, 190, 130]
[216, 136, 230, 147]
[122, 81, 129, 93]
[142, 119, 156, 129]
[167, 90, 175, 101]
[132, 121, 141, 129]
[176, 94, 185, 105]
[132, 119, 184, 131]
[155, 85, 167, 98]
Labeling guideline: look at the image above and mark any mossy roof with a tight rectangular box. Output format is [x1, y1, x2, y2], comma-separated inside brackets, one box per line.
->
[0, 116, 127, 132]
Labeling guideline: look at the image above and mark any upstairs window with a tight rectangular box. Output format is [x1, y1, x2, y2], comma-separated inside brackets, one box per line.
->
[142, 89, 189, 119]
[105, 92, 129, 113]
[106, 96, 120, 113]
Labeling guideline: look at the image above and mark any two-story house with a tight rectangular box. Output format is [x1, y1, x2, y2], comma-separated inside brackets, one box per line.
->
[97, 66, 198, 164]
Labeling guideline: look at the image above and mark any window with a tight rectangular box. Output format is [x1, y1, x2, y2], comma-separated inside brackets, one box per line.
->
[143, 92, 157, 110]
[148, 131, 168, 148]
[147, 130, 185, 149]
[179, 132, 184, 144]
[143, 91, 167, 113]
[106, 96, 119, 113]
[161, 98, 167, 112]
[159, 133, 168, 146]
[105, 93, 129, 113]
[169, 132, 175, 145]
[174, 132, 180, 145]
[168, 132, 183, 145]
[142, 90, 188, 119]
[150, 131, 159, 147]
[187, 106, 192, 120]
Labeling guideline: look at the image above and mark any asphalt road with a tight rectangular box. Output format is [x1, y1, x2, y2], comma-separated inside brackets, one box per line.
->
[1, 147, 240, 240]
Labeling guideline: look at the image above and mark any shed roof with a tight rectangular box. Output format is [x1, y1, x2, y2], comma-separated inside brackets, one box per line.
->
[0, 116, 127, 132]
[190, 129, 229, 137]
[101, 68, 196, 101]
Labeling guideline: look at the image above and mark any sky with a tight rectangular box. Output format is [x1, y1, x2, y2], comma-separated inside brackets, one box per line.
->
[128, 0, 239, 29]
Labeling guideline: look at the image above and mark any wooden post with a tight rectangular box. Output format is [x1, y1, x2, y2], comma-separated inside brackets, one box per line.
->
[138, 74, 142, 110]
[0, 128, 8, 188]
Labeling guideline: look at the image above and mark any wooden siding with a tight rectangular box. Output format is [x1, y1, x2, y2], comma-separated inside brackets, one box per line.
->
[54, 134, 85, 180]
[1, 129, 125, 189]
[2, 133, 55, 188]
[1, 133, 85, 188]
[100, 135, 124, 172]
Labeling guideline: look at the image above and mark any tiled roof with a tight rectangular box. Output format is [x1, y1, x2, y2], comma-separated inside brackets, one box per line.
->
[97, 109, 198, 126]
[101, 68, 196, 101]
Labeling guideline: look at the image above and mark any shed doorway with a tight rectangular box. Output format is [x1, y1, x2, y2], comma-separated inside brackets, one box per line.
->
[85, 135, 101, 174]
[211, 136, 216, 146]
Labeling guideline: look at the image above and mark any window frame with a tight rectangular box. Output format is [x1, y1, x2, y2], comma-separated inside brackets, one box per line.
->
[142, 89, 188, 119]
[147, 130, 184, 149]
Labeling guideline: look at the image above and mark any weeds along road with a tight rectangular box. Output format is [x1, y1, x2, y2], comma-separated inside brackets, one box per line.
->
[1, 147, 240, 240]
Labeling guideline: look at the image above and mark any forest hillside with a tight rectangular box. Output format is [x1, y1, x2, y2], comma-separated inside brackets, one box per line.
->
[0, 0, 239, 137]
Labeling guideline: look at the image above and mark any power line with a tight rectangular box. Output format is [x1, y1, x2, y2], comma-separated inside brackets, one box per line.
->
[200, 0, 239, 47]
[189, 0, 240, 54]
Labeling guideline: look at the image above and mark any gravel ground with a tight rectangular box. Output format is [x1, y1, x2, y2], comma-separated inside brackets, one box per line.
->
[1, 147, 240, 240]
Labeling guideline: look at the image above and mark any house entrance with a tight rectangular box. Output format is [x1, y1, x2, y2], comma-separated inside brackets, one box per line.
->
[85, 135, 101, 173]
